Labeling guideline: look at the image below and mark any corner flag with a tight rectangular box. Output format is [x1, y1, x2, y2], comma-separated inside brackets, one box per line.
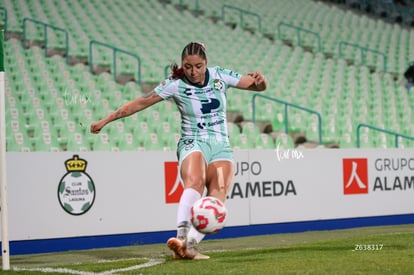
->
[0, 29, 10, 270]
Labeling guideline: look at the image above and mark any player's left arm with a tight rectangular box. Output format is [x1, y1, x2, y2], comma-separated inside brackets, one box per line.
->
[235, 72, 267, 92]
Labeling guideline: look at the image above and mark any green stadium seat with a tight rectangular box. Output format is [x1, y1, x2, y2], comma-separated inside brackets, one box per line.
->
[141, 132, 163, 151]
[227, 122, 240, 135]
[117, 132, 140, 151]
[7, 142, 32, 152]
[271, 113, 286, 133]
[66, 132, 90, 152]
[255, 133, 275, 149]
[230, 133, 254, 150]
[33, 133, 61, 152]
[163, 132, 181, 150]
[7, 132, 32, 152]
[357, 132, 376, 148]
[90, 133, 119, 151]
[275, 133, 295, 149]
[241, 121, 261, 136]
[339, 133, 355, 148]
[74, 108, 95, 128]
[7, 119, 23, 134]
[4, 0, 414, 150]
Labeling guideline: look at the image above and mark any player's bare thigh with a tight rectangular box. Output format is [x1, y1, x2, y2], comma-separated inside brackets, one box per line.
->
[180, 151, 207, 195]
[206, 160, 234, 202]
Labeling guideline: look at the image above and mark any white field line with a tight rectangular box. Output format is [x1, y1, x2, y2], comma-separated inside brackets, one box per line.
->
[104, 258, 165, 274]
[12, 257, 165, 275]
[12, 267, 97, 275]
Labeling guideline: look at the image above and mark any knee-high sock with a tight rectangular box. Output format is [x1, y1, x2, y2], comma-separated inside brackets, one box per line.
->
[177, 188, 201, 227]
[188, 225, 205, 244]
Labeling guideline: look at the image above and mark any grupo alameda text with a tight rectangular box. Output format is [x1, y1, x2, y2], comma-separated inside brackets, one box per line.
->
[229, 161, 297, 199]
[373, 158, 414, 192]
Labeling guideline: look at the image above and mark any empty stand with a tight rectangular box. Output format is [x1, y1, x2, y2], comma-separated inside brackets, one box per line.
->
[2, 0, 414, 151]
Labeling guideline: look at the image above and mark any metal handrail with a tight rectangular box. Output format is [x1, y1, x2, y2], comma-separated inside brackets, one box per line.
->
[177, 0, 201, 14]
[277, 21, 321, 52]
[222, 5, 261, 33]
[252, 93, 322, 144]
[89, 40, 142, 84]
[356, 123, 414, 148]
[22, 18, 69, 64]
[338, 41, 387, 72]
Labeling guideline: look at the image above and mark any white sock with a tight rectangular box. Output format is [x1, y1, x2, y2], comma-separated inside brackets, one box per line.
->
[188, 225, 205, 244]
[176, 188, 201, 227]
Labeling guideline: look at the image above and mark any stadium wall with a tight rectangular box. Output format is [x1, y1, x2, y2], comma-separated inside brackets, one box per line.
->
[1, 148, 414, 255]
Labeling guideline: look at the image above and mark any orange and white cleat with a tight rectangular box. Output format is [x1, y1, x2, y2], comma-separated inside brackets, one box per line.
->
[184, 238, 210, 260]
[167, 237, 186, 259]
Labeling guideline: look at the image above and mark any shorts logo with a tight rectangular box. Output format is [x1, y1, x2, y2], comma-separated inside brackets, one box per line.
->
[343, 158, 368, 195]
[184, 139, 194, 150]
[164, 162, 184, 203]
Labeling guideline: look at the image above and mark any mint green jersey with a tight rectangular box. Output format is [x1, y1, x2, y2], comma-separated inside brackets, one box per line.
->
[155, 66, 241, 141]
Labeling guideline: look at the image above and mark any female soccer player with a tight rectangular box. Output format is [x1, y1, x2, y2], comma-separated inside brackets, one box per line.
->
[90, 42, 267, 259]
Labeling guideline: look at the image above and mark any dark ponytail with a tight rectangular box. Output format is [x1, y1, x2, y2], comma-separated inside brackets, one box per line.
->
[170, 63, 184, 79]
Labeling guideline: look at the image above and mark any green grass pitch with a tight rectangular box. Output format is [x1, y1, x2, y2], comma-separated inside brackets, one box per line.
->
[2, 224, 414, 274]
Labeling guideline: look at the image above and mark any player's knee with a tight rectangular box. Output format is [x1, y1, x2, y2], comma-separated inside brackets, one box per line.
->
[183, 174, 206, 192]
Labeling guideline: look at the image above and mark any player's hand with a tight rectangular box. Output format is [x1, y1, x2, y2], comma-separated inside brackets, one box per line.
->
[90, 120, 106, 134]
[248, 71, 266, 87]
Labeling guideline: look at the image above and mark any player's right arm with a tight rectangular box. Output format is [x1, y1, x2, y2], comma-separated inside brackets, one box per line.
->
[90, 91, 163, 134]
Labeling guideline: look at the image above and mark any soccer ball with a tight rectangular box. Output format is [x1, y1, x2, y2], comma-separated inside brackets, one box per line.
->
[191, 196, 227, 235]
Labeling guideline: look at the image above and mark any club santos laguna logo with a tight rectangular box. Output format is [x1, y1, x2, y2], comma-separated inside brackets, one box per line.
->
[58, 155, 96, 215]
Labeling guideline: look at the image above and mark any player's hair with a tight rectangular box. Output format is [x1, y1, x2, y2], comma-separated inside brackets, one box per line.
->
[181, 41, 206, 60]
[171, 42, 207, 79]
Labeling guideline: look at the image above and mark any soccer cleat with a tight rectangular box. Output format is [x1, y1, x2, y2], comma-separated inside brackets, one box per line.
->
[184, 238, 210, 260]
[167, 237, 186, 259]
[176, 223, 190, 240]
[186, 249, 210, 260]
[172, 252, 183, 260]
[168, 223, 190, 259]
[168, 223, 210, 260]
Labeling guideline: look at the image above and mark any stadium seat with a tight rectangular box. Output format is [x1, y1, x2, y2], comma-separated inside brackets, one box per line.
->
[33, 133, 61, 152]
[3, 0, 414, 151]
[141, 132, 163, 151]
[7, 119, 23, 134]
[275, 133, 295, 149]
[230, 133, 254, 149]
[116, 132, 140, 151]
[227, 122, 240, 135]
[255, 133, 275, 149]
[241, 121, 261, 136]
[271, 113, 286, 133]
[66, 132, 90, 152]
[91, 133, 120, 152]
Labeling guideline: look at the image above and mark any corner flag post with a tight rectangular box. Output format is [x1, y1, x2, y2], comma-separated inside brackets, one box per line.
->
[0, 29, 10, 270]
